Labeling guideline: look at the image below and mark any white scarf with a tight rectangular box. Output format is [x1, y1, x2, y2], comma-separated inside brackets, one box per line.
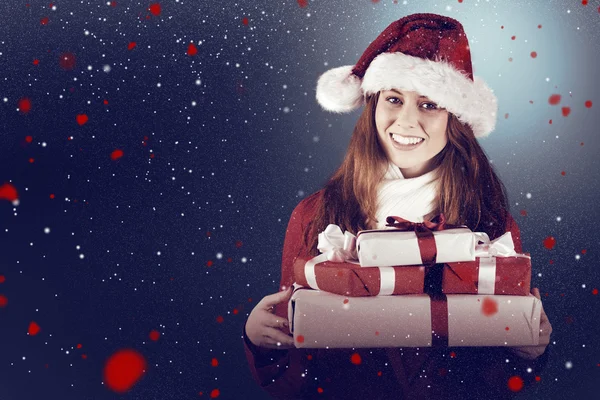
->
[374, 162, 441, 229]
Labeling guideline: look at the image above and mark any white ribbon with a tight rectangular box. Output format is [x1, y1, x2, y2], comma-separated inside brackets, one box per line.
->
[473, 232, 530, 294]
[378, 267, 396, 295]
[474, 231, 517, 257]
[317, 224, 358, 262]
[304, 224, 359, 291]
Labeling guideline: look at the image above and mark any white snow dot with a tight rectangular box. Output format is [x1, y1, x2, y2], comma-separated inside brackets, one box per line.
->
[283, 106, 290, 113]
[575, 254, 580, 260]
[157, 251, 161, 256]
[79, 254, 85, 259]
[241, 257, 247, 263]
[216, 252, 223, 259]
[526, 193, 532, 199]
[556, 216, 561, 222]
[565, 361, 573, 369]
[44, 227, 51, 234]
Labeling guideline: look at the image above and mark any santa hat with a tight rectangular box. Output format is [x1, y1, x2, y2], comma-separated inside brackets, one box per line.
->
[315, 13, 497, 138]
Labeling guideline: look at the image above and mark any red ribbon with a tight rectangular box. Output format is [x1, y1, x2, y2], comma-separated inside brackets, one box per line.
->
[430, 293, 449, 347]
[385, 214, 459, 266]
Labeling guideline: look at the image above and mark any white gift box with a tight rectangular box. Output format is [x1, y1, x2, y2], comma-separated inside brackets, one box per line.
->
[356, 227, 479, 267]
[289, 288, 542, 349]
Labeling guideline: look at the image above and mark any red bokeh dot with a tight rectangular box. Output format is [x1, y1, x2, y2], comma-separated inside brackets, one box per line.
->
[216, 316, 224, 323]
[242, 17, 249, 25]
[482, 297, 498, 316]
[307, 354, 313, 360]
[297, 0, 308, 8]
[520, 210, 527, 216]
[511, 35, 516, 40]
[28, 321, 41, 336]
[77, 343, 82, 349]
[149, 330, 160, 341]
[59, 52, 76, 70]
[343, 298, 349, 304]
[211, 357, 218, 367]
[585, 100, 592, 108]
[50, 193, 55, 199]
[25, 135, 33, 143]
[581, 249, 587, 254]
[0, 294, 7, 307]
[18, 97, 32, 114]
[508, 376, 524, 392]
[209, 388, 220, 398]
[296, 335, 305, 344]
[206, 260, 213, 267]
[592, 288, 598, 295]
[582, 0, 588, 5]
[535, 376, 541, 382]
[562, 107, 571, 117]
[561, 171, 566, 176]
[548, 94, 561, 105]
[450, 351, 456, 358]
[103, 349, 147, 393]
[350, 353, 362, 365]
[148, 3, 161, 16]
[543, 236, 556, 250]
[0, 275, 5, 283]
[111, 149, 124, 160]
[530, 51, 537, 58]
[317, 387, 324, 393]
[505, 326, 510, 331]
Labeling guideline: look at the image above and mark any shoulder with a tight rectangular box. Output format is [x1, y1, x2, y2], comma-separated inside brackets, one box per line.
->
[291, 189, 324, 225]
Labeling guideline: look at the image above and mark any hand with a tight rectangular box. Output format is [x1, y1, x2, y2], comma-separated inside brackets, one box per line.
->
[508, 288, 552, 360]
[245, 287, 296, 350]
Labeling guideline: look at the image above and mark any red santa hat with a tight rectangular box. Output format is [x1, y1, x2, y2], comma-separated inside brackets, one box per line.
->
[315, 13, 497, 138]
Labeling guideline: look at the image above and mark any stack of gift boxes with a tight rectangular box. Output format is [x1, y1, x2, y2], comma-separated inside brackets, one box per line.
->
[288, 215, 542, 349]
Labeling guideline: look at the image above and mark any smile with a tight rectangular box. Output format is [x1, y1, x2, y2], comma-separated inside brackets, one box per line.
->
[390, 133, 424, 150]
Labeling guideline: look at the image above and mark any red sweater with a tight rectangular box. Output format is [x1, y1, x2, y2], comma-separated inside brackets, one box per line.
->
[244, 190, 548, 400]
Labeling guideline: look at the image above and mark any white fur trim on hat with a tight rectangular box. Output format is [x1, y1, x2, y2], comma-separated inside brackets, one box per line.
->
[361, 52, 497, 137]
[315, 65, 364, 113]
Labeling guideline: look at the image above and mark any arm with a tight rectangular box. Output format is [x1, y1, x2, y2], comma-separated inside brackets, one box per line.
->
[242, 192, 322, 399]
[477, 213, 551, 394]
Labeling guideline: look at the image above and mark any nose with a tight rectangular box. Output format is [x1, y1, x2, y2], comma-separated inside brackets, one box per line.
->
[395, 102, 419, 129]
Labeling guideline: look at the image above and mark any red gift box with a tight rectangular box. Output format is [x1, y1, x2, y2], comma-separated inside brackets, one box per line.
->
[293, 257, 424, 296]
[442, 254, 531, 295]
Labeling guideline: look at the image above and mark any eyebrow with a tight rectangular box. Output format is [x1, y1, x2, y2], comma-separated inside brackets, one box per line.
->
[388, 89, 429, 99]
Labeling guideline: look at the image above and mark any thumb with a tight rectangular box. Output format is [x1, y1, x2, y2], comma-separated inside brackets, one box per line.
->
[531, 287, 541, 300]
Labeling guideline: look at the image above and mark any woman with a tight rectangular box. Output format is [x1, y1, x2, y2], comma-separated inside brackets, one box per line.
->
[244, 13, 552, 399]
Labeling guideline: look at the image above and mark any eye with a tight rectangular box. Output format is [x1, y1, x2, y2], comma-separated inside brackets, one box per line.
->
[385, 96, 440, 111]
[421, 102, 439, 110]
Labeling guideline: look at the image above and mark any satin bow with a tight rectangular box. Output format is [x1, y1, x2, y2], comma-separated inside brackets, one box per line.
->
[317, 224, 358, 262]
[474, 231, 517, 257]
[385, 214, 453, 232]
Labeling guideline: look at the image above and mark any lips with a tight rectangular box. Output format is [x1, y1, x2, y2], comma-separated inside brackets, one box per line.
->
[389, 132, 424, 151]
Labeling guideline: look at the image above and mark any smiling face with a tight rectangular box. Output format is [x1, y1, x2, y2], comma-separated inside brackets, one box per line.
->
[375, 89, 449, 178]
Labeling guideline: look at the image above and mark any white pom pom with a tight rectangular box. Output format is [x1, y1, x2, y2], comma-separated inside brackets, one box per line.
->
[315, 65, 363, 113]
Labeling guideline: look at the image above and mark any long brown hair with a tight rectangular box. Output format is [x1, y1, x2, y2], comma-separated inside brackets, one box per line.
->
[304, 92, 510, 257]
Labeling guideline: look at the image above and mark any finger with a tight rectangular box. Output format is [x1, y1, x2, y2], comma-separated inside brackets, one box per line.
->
[531, 287, 541, 300]
[263, 315, 290, 330]
[261, 287, 293, 309]
[264, 328, 296, 347]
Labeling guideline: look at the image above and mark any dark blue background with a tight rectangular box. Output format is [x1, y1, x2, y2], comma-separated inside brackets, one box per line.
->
[0, 0, 599, 398]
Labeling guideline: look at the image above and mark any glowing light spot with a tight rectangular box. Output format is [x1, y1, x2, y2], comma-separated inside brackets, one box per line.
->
[103, 349, 147, 393]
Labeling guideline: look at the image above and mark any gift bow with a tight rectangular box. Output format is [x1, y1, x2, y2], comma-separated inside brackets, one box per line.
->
[317, 224, 358, 262]
[474, 231, 517, 257]
[385, 213, 454, 232]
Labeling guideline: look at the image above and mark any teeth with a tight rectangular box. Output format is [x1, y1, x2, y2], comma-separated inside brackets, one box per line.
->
[391, 134, 423, 145]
